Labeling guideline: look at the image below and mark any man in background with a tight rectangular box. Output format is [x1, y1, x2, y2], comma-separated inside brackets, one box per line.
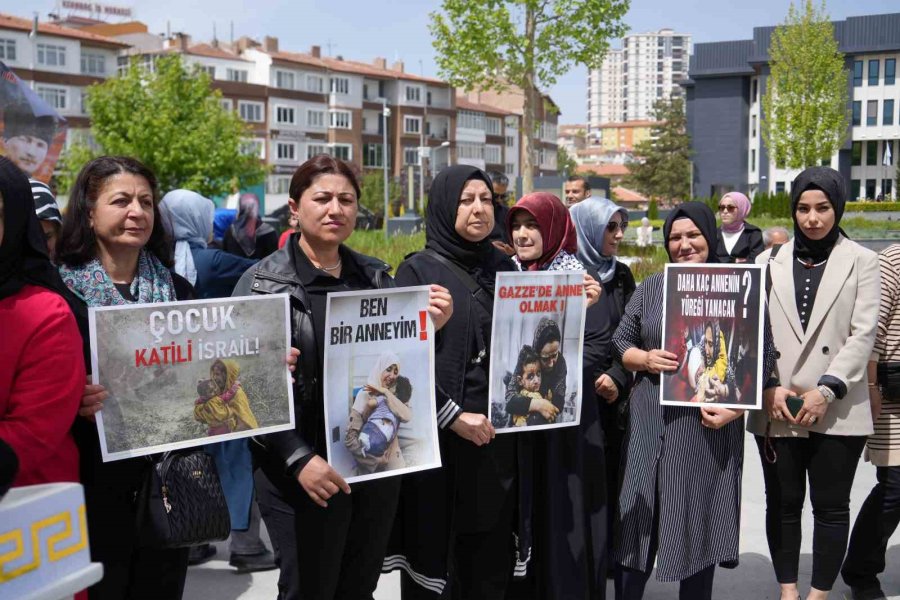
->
[762, 226, 790, 250]
[564, 175, 591, 207]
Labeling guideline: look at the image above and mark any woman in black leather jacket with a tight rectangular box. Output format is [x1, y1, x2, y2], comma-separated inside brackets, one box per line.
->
[233, 154, 451, 600]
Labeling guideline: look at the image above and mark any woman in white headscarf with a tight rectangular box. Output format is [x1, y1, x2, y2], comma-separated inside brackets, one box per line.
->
[161, 189, 257, 299]
[346, 350, 412, 474]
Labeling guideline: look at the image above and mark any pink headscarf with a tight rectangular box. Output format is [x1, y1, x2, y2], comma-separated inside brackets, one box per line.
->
[720, 192, 751, 234]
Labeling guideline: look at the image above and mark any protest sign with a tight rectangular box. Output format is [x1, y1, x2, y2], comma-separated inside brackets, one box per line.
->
[0, 61, 67, 182]
[88, 295, 294, 461]
[323, 287, 440, 484]
[660, 264, 765, 409]
[489, 271, 587, 433]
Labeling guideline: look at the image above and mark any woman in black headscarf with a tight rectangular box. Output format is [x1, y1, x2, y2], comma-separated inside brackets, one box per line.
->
[384, 165, 525, 600]
[0, 156, 85, 487]
[611, 202, 778, 600]
[748, 167, 880, 600]
[223, 193, 278, 260]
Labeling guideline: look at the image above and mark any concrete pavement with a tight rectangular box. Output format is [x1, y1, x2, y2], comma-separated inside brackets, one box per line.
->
[184, 432, 899, 599]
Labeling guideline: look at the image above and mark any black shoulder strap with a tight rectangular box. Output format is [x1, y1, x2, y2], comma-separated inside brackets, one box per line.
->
[421, 249, 494, 314]
[765, 243, 782, 297]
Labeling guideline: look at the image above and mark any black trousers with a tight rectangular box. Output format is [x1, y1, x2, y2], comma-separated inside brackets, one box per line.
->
[842, 465, 900, 591]
[84, 482, 189, 600]
[754, 432, 867, 591]
[255, 465, 401, 600]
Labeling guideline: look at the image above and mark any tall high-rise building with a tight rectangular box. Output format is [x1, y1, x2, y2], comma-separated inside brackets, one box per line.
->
[587, 29, 692, 140]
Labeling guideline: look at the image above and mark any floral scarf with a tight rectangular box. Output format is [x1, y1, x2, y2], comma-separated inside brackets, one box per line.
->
[59, 249, 176, 307]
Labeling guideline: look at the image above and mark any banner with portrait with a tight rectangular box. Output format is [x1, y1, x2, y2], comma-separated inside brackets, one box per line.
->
[88, 295, 294, 461]
[660, 264, 765, 409]
[0, 62, 67, 182]
[489, 271, 587, 433]
[323, 287, 440, 484]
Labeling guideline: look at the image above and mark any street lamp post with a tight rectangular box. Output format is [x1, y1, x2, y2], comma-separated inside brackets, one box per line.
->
[382, 99, 391, 240]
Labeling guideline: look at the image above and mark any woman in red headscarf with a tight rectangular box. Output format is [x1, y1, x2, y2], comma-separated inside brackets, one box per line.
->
[504, 192, 612, 600]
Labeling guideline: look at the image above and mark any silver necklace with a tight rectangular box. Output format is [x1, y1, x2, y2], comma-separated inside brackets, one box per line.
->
[318, 258, 342, 272]
[796, 256, 827, 269]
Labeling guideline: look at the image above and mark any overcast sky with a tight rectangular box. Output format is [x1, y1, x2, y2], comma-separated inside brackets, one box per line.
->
[11, 0, 899, 125]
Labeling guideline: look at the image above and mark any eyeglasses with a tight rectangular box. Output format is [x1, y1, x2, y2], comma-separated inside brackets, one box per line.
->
[493, 192, 510, 202]
[718, 205, 737, 213]
[540, 350, 560, 362]
[607, 221, 629, 233]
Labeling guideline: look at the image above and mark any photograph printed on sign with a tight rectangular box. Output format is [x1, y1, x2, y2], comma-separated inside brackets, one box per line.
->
[88, 294, 295, 461]
[323, 286, 440, 484]
[489, 271, 587, 433]
[660, 264, 765, 410]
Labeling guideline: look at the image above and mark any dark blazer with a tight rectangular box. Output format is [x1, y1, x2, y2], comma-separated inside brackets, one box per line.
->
[715, 223, 765, 263]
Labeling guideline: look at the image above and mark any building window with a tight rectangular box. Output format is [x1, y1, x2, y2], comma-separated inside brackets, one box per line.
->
[0, 38, 15, 61]
[485, 145, 502, 164]
[403, 146, 419, 165]
[885, 141, 895, 165]
[751, 115, 757, 137]
[850, 179, 861, 200]
[867, 100, 878, 126]
[81, 53, 106, 75]
[885, 99, 895, 126]
[505, 163, 515, 174]
[37, 44, 66, 67]
[485, 117, 502, 136]
[866, 141, 878, 166]
[276, 142, 296, 161]
[306, 75, 324, 93]
[198, 65, 215, 78]
[853, 61, 863, 87]
[238, 101, 263, 123]
[307, 110, 325, 128]
[866, 179, 876, 199]
[403, 116, 421, 134]
[275, 106, 296, 125]
[884, 179, 893, 198]
[458, 110, 484, 131]
[405, 86, 421, 102]
[226, 68, 248, 83]
[427, 91, 432, 106]
[275, 70, 295, 89]
[775, 182, 786, 193]
[851, 141, 862, 166]
[363, 143, 384, 167]
[331, 144, 352, 161]
[852, 101, 861, 126]
[887, 59, 896, 85]
[457, 142, 484, 160]
[506, 135, 515, 147]
[329, 110, 351, 129]
[36, 86, 66, 110]
[268, 176, 291, 194]
[751, 149, 756, 172]
[307, 144, 328, 159]
[868, 59, 880, 86]
[240, 139, 265, 159]
[220, 98, 233, 111]
[330, 77, 349, 95]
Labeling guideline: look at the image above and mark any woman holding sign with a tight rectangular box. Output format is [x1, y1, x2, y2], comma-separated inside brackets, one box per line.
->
[56, 156, 196, 599]
[749, 167, 880, 600]
[232, 154, 452, 600]
[503, 191, 612, 600]
[611, 202, 778, 600]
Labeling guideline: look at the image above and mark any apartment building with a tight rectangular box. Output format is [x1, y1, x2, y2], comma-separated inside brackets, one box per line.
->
[454, 95, 517, 176]
[557, 124, 587, 158]
[587, 29, 691, 138]
[0, 13, 128, 143]
[684, 12, 900, 199]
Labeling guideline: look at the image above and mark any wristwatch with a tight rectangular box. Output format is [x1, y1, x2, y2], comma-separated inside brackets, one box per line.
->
[817, 384, 836, 404]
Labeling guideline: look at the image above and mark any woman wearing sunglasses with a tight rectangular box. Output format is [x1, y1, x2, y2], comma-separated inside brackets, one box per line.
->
[715, 192, 765, 263]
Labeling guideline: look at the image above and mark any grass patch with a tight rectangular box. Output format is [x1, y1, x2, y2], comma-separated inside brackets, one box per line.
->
[346, 230, 426, 273]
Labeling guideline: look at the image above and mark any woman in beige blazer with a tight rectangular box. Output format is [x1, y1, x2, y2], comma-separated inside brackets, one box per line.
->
[749, 167, 881, 600]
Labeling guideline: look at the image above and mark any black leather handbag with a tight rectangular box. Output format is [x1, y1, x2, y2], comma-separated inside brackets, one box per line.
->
[877, 362, 900, 399]
[136, 449, 231, 548]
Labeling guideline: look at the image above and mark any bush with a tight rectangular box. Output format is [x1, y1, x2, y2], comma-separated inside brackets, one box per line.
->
[647, 199, 659, 220]
[846, 201, 900, 212]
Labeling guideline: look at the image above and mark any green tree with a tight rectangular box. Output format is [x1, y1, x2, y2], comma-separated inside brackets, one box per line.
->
[557, 146, 578, 177]
[59, 55, 266, 196]
[359, 170, 402, 218]
[625, 98, 691, 202]
[430, 0, 628, 193]
[762, 0, 848, 170]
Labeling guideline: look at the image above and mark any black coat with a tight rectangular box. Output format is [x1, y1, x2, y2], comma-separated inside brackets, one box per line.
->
[598, 261, 636, 396]
[715, 223, 765, 263]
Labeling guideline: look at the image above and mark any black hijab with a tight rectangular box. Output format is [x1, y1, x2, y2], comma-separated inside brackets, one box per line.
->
[425, 164, 503, 290]
[790, 166, 845, 263]
[662, 201, 720, 264]
[0, 157, 70, 301]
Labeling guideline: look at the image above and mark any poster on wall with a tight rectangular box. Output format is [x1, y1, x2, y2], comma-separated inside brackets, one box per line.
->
[0, 62, 67, 182]
[88, 295, 294, 461]
[660, 264, 765, 409]
[489, 271, 588, 433]
[323, 287, 441, 484]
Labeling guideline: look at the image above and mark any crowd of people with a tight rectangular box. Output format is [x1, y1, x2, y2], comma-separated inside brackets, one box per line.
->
[0, 156, 897, 600]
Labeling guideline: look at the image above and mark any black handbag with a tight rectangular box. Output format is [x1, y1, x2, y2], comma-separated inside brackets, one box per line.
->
[136, 449, 231, 548]
[877, 362, 900, 399]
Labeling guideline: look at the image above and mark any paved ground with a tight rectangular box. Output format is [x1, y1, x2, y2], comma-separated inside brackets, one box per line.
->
[184, 432, 899, 599]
